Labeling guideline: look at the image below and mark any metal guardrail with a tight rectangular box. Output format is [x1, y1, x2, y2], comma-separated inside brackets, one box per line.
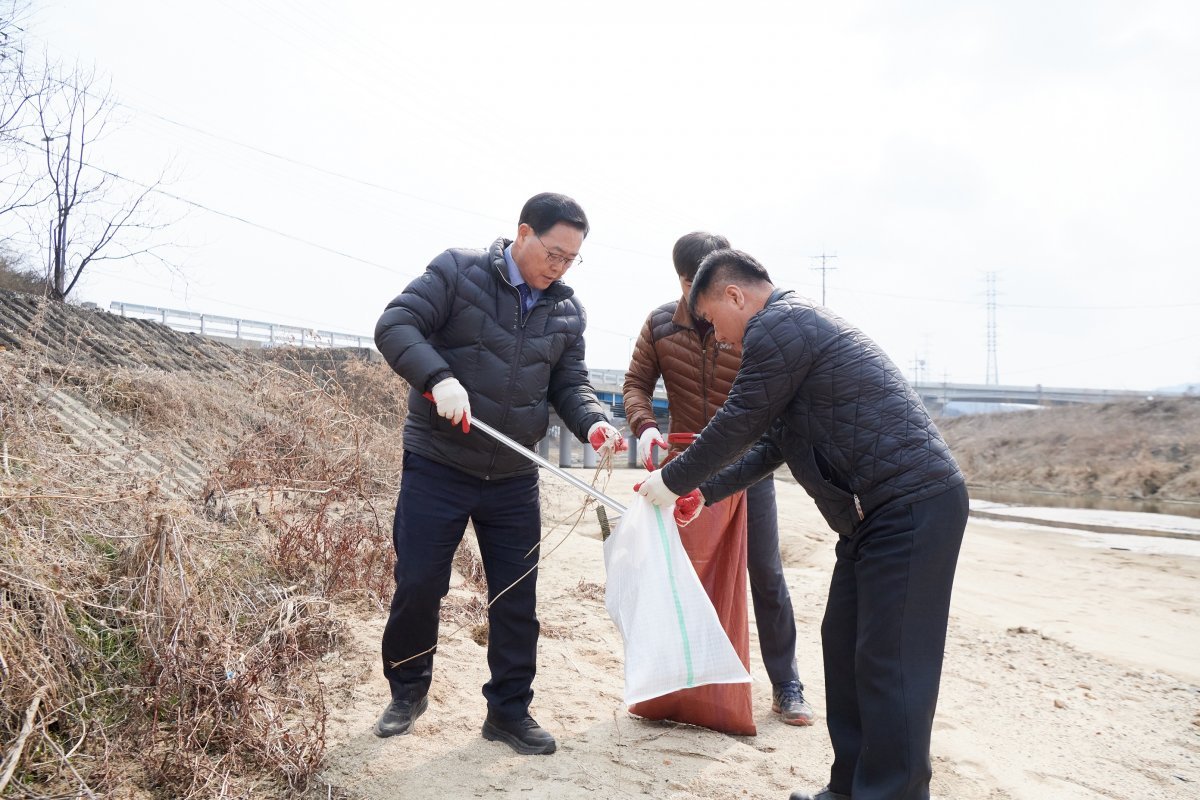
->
[109, 301, 373, 350]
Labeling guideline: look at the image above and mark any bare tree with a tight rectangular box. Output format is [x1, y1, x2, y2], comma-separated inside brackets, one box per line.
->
[2, 9, 176, 301]
[1, 0, 43, 232]
[31, 66, 170, 300]
[0, 0, 31, 134]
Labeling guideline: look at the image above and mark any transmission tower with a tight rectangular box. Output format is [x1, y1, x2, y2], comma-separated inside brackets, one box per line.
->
[810, 252, 838, 305]
[985, 271, 999, 384]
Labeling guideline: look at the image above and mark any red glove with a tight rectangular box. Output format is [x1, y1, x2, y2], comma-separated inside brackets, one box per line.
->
[588, 421, 628, 455]
[673, 489, 704, 527]
[637, 427, 669, 470]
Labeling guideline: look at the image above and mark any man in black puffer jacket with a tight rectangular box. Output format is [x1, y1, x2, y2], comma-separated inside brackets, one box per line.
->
[637, 249, 968, 800]
[373, 193, 626, 756]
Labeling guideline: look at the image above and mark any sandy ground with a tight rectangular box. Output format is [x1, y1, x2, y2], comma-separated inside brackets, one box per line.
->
[318, 473, 1200, 800]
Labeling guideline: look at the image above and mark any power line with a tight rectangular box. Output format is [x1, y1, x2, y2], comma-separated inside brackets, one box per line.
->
[824, 283, 1200, 311]
[117, 100, 514, 227]
[10, 137, 408, 277]
[33, 81, 1195, 307]
[1001, 331, 1200, 380]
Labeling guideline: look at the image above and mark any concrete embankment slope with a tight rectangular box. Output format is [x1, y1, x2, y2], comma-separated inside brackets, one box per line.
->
[0, 289, 239, 370]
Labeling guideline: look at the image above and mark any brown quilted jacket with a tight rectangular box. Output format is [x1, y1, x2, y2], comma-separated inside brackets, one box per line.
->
[623, 298, 742, 448]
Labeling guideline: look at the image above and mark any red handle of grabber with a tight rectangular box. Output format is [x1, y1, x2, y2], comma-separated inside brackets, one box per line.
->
[422, 391, 470, 433]
[645, 432, 699, 470]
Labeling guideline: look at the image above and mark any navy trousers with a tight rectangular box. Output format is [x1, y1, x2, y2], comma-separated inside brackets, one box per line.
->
[381, 451, 542, 720]
[745, 477, 800, 686]
[822, 483, 969, 800]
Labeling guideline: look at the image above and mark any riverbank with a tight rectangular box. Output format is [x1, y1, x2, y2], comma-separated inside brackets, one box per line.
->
[938, 396, 1200, 503]
[317, 475, 1200, 799]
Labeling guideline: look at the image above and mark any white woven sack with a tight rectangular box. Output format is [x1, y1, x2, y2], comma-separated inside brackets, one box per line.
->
[603, 494, 750, 705]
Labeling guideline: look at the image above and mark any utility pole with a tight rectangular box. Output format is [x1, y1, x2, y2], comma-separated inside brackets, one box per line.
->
[810, 252, 837, 305]
[985, 271, 999, 385]
[910, 355, 926, 385]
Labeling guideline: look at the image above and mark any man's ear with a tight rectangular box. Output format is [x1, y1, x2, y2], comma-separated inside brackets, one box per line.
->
[725, 284, 744, 308]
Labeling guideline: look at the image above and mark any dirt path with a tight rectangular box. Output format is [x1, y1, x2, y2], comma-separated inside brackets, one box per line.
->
[318, 476, 1200, 799]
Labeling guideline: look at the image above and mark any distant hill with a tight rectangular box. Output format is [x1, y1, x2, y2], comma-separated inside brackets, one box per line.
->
[939, 397, 1200, 502]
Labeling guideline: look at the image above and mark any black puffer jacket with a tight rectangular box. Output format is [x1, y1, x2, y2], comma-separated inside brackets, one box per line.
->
[662, 289, 964, 535]
[375, 237, 608, 480]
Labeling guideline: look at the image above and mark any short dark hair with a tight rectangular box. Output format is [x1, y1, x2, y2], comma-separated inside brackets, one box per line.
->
[688, 248, 773, 314]
[672, 232, 731, 280]
[519, 192, 590, 238]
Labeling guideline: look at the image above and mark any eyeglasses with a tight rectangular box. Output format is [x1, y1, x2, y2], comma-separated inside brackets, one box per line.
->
[534, 234, 583, 268]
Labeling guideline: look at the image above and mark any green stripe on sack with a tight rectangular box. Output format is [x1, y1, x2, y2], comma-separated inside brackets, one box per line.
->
[653, 504, 694, 686]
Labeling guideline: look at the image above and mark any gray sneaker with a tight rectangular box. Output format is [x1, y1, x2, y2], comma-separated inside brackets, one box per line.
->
[772, 680, 815, 726]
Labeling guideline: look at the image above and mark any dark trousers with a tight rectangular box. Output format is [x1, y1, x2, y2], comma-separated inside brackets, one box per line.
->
[381, 451, 542, 720]
[745, 477, 800, 686]
[822, 483, 968, 800]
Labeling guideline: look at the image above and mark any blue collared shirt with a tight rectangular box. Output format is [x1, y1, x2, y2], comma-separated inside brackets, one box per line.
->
[504, 244, 542, 311]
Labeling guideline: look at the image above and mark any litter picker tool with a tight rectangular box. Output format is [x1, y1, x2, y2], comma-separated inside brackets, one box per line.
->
[422, 392, 627, 517]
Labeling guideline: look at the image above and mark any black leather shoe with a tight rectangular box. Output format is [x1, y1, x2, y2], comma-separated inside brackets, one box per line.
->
[481, 711, 557, 755]
[373, 694, 428, 737]
[772, 680, 815, 726]
[789, 787, 851, 800]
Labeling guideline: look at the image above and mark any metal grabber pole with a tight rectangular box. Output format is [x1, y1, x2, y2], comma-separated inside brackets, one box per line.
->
[422, 393, 627, 516]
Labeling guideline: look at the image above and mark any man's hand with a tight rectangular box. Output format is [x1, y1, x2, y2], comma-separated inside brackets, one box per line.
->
[637, 426, 669, 470]
[673, 489, 704, 527]
[430, 377, 471, 432]
[588, 421, 628, 457]
[634, 469, 680, 507]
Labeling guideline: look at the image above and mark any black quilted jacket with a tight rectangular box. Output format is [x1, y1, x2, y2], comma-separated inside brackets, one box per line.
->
[662, 289, 964, 535]
[375, 237, 608, 480]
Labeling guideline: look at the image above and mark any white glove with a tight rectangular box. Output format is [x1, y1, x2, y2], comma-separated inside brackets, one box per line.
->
[635, 469, 680, 507]
[431, 376, 471, 428]
[637, 426, 668, 470]
[588, 421, 628, 456]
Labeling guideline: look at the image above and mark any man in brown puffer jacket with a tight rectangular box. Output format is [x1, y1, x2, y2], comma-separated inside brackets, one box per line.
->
[622, 231, 813, 727]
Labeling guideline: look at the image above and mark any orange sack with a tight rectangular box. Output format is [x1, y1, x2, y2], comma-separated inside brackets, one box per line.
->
[627, 489, 755, 735]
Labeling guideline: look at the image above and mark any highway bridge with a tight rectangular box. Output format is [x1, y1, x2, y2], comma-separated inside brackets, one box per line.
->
[584, 368, 1170, 419]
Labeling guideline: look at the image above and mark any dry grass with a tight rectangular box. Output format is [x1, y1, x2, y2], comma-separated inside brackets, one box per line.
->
[0, 337, 407, 798]
[940, 396, 1200, 501]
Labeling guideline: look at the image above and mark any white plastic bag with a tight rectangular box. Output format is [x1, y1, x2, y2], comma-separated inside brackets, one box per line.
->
[603, 495, 751, 705]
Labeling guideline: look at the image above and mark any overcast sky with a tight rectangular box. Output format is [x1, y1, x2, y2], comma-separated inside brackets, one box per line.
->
[12, 1, 1199, 391]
